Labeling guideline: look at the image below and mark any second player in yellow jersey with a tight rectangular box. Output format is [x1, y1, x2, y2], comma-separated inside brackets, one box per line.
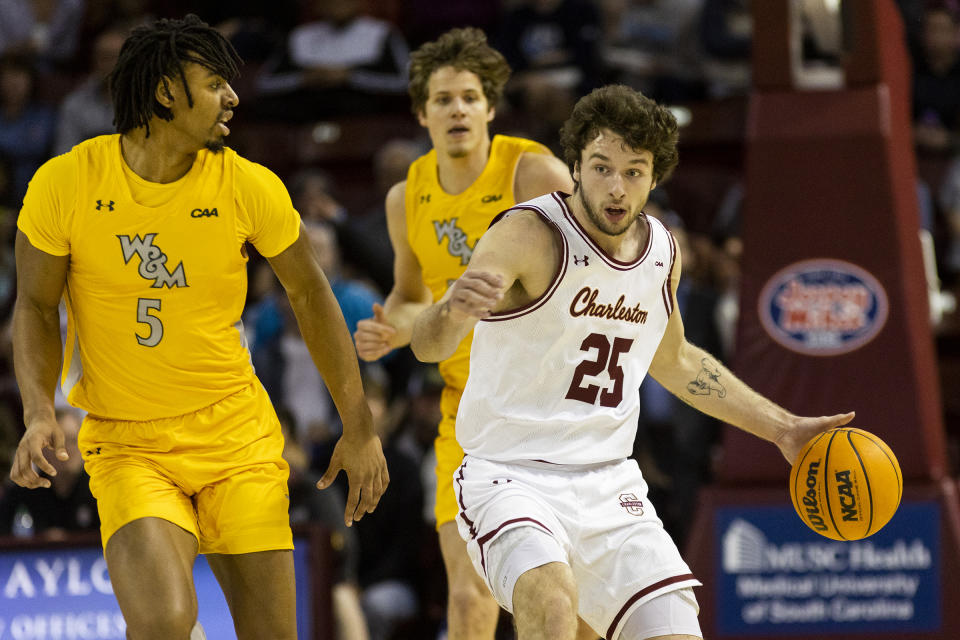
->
[405, 134, 550, 394]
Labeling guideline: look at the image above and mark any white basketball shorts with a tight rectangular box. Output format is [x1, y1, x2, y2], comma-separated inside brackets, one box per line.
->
[454, 455, 701, 639]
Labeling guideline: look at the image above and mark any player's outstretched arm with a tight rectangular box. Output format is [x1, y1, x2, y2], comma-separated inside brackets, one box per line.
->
[10, 231, 69, 489]
[648, 241, 855, 464]
[268, 226, 389, 525]
[411, 210, 554, 362]
[354, 181, 432, 361]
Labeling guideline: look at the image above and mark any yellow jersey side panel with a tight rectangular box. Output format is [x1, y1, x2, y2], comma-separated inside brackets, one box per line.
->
[18, 135, 301, 420]
[404, 134, 552, 391]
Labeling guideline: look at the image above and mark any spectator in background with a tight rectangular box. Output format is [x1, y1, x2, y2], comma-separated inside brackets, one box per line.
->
[0, 408, 99, 539]
[699, 0, 752, 98]
[497, 0, 604, 151]
[188, 0, 300, 64]
[308, 222, 382, 338]
[912, 4, 960, 153]
[0, 157, 18, 322]
[0, 0, 85, 70]
[599, 0, 706, 103]
[254, 0, 410, 121]
[352, 365, 424, 640]
[289, 165, 394, 295]
[0, 55, 56, 203]
[939, 155, 960, 283]
[0, 152, 16, 214]
[53, 26, 126, 155]
[288, 170, 385, 328]
[403, 0, 502, 47]
[358, 139, 424, 295]
[282, 407, 370, 640]
[247, 221, 382, 447]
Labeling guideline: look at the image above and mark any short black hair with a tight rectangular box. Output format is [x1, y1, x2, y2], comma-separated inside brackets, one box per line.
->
[109, 14, 241, 136]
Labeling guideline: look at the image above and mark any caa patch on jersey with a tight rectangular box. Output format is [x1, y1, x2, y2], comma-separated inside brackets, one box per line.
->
[758, 259, 888, 356]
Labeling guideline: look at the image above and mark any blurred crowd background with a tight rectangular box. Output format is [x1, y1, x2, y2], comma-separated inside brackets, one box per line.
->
[1, 1, 960, 638]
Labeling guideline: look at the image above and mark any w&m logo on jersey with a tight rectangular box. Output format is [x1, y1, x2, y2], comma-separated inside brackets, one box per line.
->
[433, 218, 476, 266]
[118, 234, 188, 288]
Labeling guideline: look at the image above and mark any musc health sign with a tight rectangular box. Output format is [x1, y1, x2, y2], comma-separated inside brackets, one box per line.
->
[758, 259, 888, 356]
[715, 501, 940, 636]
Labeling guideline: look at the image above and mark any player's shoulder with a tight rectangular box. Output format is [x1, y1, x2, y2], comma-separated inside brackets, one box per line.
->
[515, 151, 572, 201]
[30, 139, 87, 188]
[490, 204, 556, 240]
[230, 150, 288, 194]
[386, 179, 407, 209]
[494, 133, 550, 155]
[230, 149, 277, 179]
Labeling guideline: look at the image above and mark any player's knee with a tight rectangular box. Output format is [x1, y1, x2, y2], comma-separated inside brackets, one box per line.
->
[513, 588, 577, 637]
[539, 586, 577, 618]
[447, 577, 496, 615]
[512, 564, 577, 633]
[124, 601, 196, 640]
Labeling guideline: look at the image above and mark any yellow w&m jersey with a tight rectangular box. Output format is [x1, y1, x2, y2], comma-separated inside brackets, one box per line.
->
[405, 134, 551, 392]
[18, 135, 301, 421]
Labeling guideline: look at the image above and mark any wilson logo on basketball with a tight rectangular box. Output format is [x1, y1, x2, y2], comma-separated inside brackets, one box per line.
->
[835, 470, 860, 522]
[790, 427, 902, 541]
[801, 460, 829, 532]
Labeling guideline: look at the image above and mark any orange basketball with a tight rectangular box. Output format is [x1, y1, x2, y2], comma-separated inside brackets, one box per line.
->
[789, 427, 902, 541]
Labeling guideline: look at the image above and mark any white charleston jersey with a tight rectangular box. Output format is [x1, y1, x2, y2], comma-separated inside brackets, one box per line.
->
[457, 191, 678, 464]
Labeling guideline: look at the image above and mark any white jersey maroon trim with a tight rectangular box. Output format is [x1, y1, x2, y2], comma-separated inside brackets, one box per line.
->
[456, 191, 677, 465]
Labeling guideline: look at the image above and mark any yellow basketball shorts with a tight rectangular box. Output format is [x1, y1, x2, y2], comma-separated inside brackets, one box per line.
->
[434, 385, 465, 528]
[79, 382, 293, 555]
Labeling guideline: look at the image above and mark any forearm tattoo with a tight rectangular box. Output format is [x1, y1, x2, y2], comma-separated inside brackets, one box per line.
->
[686, 357, 727, 398]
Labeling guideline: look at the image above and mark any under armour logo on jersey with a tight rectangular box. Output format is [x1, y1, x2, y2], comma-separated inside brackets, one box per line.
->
[118, 234, 188, 288]
[95, 200, 115, 211]
[433, 218, 476, 266]
[618, 493, 644, 516]
[573, 255, 589, 266]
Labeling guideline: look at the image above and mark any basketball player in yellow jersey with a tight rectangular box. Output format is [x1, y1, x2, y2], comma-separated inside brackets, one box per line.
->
[354, 28, 596, 640]
[10, 16, 387, 640]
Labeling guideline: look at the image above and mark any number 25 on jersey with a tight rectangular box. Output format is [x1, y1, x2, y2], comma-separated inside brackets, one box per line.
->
[565, 332, 633, 408]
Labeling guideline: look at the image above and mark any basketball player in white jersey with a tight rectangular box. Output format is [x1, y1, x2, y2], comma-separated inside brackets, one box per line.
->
[409, 85, 855, 640]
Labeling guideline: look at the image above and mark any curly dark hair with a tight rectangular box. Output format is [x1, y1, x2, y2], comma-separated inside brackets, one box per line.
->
[408, 27, 510, 116]
[108, 14, 241, 137]
[559, 85, 679, 185]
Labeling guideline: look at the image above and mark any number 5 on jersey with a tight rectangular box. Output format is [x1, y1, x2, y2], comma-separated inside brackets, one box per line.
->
[565, 332, 633, 408]
[136, 298, 163, 347]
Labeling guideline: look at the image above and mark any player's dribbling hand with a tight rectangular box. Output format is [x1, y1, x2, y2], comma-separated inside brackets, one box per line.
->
[10, 418, 69, 489]
[316, 430, 390, 527]
[445, 271, 504, 319]
[354, 303, 397, 362]
[774, 411, 856, 464]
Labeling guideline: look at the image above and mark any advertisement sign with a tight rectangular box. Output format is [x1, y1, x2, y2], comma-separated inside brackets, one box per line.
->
[715, 501, 940, 636]
[758, 259, 889, 356]
[0, 540, 312, 640]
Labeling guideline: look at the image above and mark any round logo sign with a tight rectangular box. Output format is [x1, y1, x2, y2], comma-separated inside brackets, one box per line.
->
[758, 259, 888, 356]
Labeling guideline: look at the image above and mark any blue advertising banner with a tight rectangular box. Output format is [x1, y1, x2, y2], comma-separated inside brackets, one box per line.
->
[0, 540, 312, 640]
[715, 500, 940, 636]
